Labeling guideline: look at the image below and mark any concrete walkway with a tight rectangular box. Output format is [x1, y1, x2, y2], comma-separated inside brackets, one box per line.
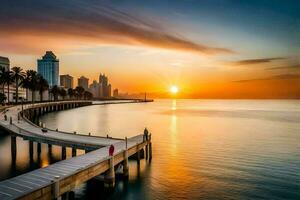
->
[0, 100, 139, 149]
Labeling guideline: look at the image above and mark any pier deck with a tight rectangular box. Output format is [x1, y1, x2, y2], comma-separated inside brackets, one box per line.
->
[0, 100, 152, 200]
[0, 135, 147, 200]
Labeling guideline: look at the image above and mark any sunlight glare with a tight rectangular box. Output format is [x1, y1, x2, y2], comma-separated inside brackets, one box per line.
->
[170, 86, 179, 94]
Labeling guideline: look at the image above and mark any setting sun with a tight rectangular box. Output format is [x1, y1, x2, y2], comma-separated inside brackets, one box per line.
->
[170, 86, 179, 94]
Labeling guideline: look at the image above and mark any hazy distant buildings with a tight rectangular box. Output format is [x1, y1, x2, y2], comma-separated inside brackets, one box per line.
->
[37, 51, 59, 87]
[78, 76, 89, 90]
[89, 80, 100, 98]
[60, 74, 74, 89]
[107, 84, 112, 97]
[99, 74, 111, 98]
[0, 56, 10, 71]
[113, 89, 118, 98]
[87, 73, 113, 98]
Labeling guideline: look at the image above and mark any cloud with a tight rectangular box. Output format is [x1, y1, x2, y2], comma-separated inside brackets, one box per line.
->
[228, 57, 285, 66]
[0, 0, 233, 55]
[265, 64, 300, 70]
[234, 74, 300, 82]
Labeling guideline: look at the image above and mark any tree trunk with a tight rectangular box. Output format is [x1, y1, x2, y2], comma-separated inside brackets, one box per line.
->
[7, 83, 10, 104]
[15, 79, 19, 104]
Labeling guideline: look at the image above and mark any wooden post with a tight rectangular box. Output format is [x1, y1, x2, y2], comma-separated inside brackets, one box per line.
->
[29, 141, 34, 160]
[137, 144, 140, 166]
[11, 136, 17, 161]
[37, 142, 41, 154]
[146, 142, 149, 160]
[62, 147, 66, 160]
[51, 176, 60, 199]
[123, 137, 129, 177]
[72, 148, 76, 157]
[9, 116, 12, 124]
[69, 191, 75, 200]
[62, 192, 69, 200]
[149, 134, 152, 161]
[104, 156, 115, 188]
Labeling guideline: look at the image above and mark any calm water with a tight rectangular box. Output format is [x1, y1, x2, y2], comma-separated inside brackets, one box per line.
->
[0, 99, 300, 199]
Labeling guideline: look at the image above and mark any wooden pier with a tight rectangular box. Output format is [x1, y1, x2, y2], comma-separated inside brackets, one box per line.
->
[0, 100, 152, 200]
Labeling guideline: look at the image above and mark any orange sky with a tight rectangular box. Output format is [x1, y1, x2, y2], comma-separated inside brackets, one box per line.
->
[0, 1, 299, 98]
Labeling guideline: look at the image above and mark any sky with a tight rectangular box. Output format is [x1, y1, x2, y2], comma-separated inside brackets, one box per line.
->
[0, 0, 300, 98]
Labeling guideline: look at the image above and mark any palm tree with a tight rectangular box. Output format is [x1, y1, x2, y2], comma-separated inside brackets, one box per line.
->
[67, 88, 75, 100]
[2, 70, 13, 104]
[75, 86, 85, 99]
[37, 75, 49, 102]
[59, 88, 67, 100]
[0, 67, 6, 94]
[11, 66, 25, 103]
[22, 70, 39, 103]
[50, 85, 60, 101]
[83, 91, 93, 100]
[0, 93, 6, 105]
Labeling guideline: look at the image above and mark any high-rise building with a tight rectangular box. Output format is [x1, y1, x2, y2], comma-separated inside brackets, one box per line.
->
[99, 74, 108, 87]
[37, 51, 59, 87]
[60, 74, 74, 89]
[99, 73, 111, 97]
[113, 89, 119, 98]
[107, 84, 112, 97]
[89, 80, 99, 98]
[78, 76, 89, 91]
[98, 83, 103, 98]
[0, 56, 10, 71]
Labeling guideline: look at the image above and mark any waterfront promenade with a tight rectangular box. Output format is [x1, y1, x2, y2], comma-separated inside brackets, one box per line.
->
[0, 100, 152, 200]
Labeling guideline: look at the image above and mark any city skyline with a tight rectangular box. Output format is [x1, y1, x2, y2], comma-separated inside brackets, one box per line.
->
[0, 0, 299, 98]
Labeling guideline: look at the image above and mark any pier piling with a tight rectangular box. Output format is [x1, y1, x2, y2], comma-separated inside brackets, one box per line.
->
[51, 176, 60, 199]
[104, 156, 115, 188]
[29, 141, 34, 160]
[137, 145, 140, 166]
[37, 142, 41, 154]
[11, 136, 17, 161]
[72, 148, 77, 157]
[123, 137, 129, 177]
[62, 146, 66, 160]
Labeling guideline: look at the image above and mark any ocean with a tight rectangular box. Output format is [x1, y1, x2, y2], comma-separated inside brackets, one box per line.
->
[0, 99, 299, 199]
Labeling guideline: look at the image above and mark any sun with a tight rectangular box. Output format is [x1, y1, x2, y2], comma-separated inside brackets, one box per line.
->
[170, 85, 179, 94]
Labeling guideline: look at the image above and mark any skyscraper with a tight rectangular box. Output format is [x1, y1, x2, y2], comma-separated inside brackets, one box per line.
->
[37, 51, 59, 87]
[107, 84, 112, 97]
[78, 76, 89, 91]
[89, 80, 100, 98]
[60, 74, 74, 89]
[0, 56, 10, 71]
[99, 73, 111, 97]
